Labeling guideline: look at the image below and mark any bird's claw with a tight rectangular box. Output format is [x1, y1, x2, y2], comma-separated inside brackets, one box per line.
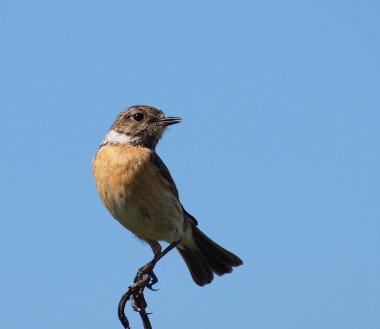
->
[146, 282, 159, 291]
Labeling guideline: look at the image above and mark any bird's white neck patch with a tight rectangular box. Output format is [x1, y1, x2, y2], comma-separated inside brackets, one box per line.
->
[103, 130, 136, 145]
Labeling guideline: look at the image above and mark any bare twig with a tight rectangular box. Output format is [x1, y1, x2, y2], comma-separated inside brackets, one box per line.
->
[117, 240, 181, 329]
[117, 272, 153, 329]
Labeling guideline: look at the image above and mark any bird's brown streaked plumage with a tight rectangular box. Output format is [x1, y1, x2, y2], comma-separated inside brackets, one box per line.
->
[92, 105, 243, 286]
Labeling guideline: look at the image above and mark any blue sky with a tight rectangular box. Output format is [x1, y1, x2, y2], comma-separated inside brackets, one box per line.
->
[1, 1, 379, 328]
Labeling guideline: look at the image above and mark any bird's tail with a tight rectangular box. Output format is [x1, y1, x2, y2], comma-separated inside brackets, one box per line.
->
[177, 225, 243, 286]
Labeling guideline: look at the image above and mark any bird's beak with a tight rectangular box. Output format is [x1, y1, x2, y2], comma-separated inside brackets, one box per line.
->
[155, 116, 182, 126]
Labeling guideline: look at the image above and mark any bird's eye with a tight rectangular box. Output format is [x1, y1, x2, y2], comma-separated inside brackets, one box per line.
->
[132, 113, 144, 122]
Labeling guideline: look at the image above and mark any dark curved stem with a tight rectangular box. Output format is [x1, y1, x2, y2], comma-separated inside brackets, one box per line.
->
[118, 288, 133, 329]
[117, 240, 181, 328]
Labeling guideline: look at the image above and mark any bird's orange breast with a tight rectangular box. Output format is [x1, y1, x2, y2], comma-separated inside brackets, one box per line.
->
[92, 144, 183, 241]
[93, 144, 150, 195]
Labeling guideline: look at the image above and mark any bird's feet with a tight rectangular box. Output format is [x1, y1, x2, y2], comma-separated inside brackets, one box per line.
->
[129, 262, 158, 313]
[132, 260, 158, 290]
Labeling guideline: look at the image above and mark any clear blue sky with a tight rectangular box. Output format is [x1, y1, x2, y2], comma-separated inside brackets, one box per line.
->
[1, 1, 379, 328]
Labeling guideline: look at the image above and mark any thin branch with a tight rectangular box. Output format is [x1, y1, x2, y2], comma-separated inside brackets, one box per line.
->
[118, 272, 153, 329]
[117, 240, 181, 329]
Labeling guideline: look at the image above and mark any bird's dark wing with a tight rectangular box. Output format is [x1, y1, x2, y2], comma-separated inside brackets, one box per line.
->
[151, 152, 198, 226]
[182, 207, 198, 226]
[151, 152, 180, 198]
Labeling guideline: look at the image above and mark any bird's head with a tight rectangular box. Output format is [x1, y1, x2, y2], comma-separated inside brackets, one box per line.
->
[102, 105, 181, 149]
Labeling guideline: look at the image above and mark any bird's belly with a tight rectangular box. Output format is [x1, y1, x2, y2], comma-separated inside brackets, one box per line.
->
[92, 145, 184, 242]
[112, 190, 183, 242]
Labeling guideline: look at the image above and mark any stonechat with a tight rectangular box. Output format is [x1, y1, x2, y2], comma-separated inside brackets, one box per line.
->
[92, 105, 243, 286]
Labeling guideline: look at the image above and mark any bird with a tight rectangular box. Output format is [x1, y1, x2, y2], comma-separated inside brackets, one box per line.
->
[92, 105, 243, 286]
